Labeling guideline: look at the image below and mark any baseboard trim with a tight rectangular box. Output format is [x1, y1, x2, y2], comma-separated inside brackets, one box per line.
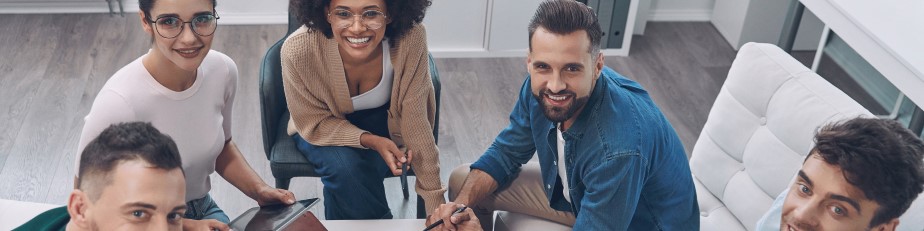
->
[648, 9, 712, 22]
[0, 2, 287, 25]
[0, 1, 119, 14]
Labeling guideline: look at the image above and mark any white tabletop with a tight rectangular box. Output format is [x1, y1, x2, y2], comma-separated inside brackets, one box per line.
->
[800, 0, 924, 105]
[320, 219, 426, 231]
[0, 199, 63, 230]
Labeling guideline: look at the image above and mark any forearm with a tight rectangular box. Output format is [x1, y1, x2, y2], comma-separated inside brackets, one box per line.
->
[408, 137, 447, 214]
[359, 132, 382, 149]
[215, 140, 268, 198]
[454, 169, 499, 207]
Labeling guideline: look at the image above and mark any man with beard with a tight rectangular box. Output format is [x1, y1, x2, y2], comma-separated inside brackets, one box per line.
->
[14, 122, 190, 231]
[756, 118, 924, 231]
[426, 0, 698, 230]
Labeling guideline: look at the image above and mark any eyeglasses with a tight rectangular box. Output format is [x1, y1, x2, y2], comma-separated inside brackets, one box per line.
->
[146, 14, 220, 39]
[327, 9, 387, 30]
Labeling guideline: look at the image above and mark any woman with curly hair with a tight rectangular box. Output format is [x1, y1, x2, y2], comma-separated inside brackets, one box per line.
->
[282, 0, 443, 220]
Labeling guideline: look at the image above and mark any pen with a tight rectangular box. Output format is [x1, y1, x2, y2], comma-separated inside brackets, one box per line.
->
[401, 162, 409, 199]
[423, 206, 468, 231]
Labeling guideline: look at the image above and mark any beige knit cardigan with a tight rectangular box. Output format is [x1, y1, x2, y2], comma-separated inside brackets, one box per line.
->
[280, 24, 446, 214]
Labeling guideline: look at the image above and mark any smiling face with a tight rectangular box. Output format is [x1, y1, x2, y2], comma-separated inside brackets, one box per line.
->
[139, 0, 215, 72]
[327, 0, 388, 62]
[780, 153, 895, 231]
[527, 27, 603, 126]
[68, 159, 186, 231]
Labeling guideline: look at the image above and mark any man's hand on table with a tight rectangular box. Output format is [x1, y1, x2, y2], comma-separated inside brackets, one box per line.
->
[426, 202, 483, 231]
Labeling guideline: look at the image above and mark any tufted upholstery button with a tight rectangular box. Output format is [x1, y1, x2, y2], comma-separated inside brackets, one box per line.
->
[701, 212, 709, 217]
[760, 117, 767, 125]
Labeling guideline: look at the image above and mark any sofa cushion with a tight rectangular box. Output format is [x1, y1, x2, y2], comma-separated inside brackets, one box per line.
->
[691, 42, 873, 230]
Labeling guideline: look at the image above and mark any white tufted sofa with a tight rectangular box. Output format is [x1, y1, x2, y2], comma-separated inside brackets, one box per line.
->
[692, 42, 924, 231]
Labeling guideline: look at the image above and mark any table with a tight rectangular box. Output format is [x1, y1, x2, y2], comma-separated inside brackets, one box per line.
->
[783, 0, 924, 133]
[0, 199, 62, 230]
[320, 219, 426, 230]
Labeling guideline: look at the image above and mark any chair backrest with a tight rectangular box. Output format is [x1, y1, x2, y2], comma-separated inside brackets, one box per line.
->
[287, 11, 300, 34]
[691, 43, 873, 230]
[259, 37, 288, 158]
[428, 53, 441, 144]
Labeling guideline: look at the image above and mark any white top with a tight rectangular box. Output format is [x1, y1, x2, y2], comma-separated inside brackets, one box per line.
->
[76, 50, 238, 202]
[351, 40, 393, 111]
[754, 190, 786, 231]
[557, 125, 570, 203]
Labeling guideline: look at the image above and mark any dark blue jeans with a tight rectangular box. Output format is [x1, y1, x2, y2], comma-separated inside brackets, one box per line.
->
[293, 102, 394, 220]
[184, 194, 230, 224]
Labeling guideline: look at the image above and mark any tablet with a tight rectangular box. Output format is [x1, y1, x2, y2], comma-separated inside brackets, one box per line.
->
[229, 198, 320, 231]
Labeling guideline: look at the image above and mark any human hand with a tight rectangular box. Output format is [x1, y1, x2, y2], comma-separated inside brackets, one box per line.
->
[182, 218, 229, 231]
[254, 185, 296, 206]
[425, 202, 482, 231]
[366, 135, 412, 176]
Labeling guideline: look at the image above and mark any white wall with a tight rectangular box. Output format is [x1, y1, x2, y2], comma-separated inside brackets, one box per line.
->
[647, 0, 714, 21]
[422, 0, 489, 54]
[214, 0, 287, 24]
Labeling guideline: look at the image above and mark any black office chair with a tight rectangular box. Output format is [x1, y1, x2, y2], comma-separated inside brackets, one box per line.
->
[258, 14, 440, 219]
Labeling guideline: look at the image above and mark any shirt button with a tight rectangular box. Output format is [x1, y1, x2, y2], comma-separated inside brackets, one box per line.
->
[547, 184, 551, 189]
[553, 161, 557, 165]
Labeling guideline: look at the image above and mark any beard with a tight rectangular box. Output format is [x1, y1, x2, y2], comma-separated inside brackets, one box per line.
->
[532, 88, 589, 123]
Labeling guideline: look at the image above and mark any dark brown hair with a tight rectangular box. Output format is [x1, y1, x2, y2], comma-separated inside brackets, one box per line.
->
[139, 0, 217, 21]
[810, 117, 924, 227]
[77, 122, 183, 201]
[528, 0, 603, 54]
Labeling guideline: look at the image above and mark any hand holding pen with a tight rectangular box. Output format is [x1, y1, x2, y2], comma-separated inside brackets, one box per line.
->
[424, 203, 483, 231]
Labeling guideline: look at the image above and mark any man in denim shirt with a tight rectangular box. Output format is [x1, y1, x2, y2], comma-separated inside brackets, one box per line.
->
[426, 0, 699, 230]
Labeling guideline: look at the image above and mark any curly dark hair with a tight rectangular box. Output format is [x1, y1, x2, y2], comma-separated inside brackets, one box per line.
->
[810, 117, 924, 227]
[77, 122, 183, 201]
[290, 0, 431, 41]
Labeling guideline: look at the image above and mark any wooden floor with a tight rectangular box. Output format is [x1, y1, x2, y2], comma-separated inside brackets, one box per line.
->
[0, 13, 743, 220]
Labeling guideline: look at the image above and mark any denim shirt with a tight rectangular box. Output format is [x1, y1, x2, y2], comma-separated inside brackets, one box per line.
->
[471, 67, 700, 230]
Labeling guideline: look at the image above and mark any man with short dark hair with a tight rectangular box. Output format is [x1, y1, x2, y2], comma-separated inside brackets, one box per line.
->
[15, 122, 192, 231]
[427, 0, 699, 230]
[756, 118, 924, 231]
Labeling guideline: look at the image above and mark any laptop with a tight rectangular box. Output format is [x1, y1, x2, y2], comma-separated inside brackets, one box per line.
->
[229, 198, 323, 231]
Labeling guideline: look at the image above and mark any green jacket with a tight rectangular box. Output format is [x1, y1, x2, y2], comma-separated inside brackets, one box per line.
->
[14, 206, 68, 231]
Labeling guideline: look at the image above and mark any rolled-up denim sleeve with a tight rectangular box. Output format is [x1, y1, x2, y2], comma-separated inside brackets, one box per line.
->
[470, 77, 537, 187]
[574, 153, 648, 230]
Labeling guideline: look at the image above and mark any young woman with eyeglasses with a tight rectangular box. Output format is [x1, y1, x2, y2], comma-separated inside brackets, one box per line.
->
[283, 0, 443, 220]
[75, 0, 296, 230]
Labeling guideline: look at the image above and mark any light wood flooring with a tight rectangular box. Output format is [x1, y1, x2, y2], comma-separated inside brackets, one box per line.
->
[0, 13, 755, 220]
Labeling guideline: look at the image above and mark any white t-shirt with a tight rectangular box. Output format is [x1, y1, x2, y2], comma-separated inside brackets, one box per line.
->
[76, 50, 237, 202]
[755, 190, 787, 231]
[557, 125, 571, 203]
[351, 39, 393, 111]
